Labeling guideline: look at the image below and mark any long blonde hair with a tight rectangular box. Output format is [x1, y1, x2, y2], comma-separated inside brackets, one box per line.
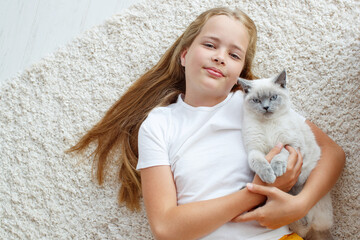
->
[68, 7, 258, 211]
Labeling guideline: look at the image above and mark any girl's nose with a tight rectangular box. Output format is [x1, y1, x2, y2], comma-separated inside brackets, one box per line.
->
[212, 54, 225, 65]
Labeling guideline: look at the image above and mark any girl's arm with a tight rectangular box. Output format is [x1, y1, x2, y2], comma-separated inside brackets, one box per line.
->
[141, 166, 263, 240]
[233, 120, 346, 229]
[299, 120, 345, 210]
[141, 144, 302, 240]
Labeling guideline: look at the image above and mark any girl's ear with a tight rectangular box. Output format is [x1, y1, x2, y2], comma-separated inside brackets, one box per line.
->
[180, 49, 188, 67]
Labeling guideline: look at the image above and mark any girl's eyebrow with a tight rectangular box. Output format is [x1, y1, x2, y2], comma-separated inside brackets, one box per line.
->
[202, 35, 245, 54]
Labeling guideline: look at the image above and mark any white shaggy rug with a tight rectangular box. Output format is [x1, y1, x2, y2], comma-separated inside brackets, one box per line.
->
[1, 0, 359, 239]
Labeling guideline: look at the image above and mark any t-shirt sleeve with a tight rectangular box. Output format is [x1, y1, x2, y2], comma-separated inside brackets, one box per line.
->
[136, 110, 170, 170]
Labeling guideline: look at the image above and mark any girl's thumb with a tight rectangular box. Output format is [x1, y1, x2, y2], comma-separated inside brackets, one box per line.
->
[246, 183, 275, 197]
[265, 143, 283, 163]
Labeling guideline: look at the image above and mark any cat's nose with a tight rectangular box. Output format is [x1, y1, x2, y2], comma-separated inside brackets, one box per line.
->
[263, 106, 269, 111]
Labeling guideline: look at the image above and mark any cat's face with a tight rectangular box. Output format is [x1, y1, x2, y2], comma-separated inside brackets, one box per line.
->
[238, 70, 290, 119]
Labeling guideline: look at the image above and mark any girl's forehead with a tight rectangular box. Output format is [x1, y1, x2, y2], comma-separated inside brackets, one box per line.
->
[201, 15, 245, 34]
[198, 15, 249, 50]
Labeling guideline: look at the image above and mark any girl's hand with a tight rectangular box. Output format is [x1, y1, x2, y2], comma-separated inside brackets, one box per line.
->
[232, 144, 304, 227]
[252, 144, 303, 192]
[232, 183, 308, 229]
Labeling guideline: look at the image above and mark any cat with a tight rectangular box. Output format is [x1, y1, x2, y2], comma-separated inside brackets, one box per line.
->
[238, 70, 333, 240]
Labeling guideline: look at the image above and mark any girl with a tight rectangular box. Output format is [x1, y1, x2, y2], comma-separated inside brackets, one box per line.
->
[69, 7, 345, 240]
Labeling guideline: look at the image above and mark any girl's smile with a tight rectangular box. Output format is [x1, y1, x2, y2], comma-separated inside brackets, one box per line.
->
[205, 67, 225, 78]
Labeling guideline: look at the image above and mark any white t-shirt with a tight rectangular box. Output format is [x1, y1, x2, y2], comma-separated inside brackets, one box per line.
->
[137, 90, 292, 240]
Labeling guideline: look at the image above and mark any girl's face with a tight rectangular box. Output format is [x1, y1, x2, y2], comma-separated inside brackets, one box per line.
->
[181, 15, 249, 107]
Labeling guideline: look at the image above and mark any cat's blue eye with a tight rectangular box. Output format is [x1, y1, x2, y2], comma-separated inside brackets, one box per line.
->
[252, 98, 261, 103]
[270, 95, 278, 101]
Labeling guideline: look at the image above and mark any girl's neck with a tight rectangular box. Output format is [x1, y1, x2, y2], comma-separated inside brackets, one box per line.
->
[182, 93, 229, 107]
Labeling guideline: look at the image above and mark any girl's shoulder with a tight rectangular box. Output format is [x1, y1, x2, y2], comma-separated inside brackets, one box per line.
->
[145, 94, 184, 121]
[233, 89, 245, 97]
[144, 106, 171, 124]
[141, 104, 175, 131]
[228, 90, 245, 106]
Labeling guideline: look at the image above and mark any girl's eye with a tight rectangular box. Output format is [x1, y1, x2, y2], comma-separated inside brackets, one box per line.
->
[230, 53, 241, 60]
[252, 98, 261, 103]
[270, 95, 278, 101]
[203, 43, 215, 48]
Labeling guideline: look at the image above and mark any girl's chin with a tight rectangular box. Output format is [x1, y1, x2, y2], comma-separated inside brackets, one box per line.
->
[201, 77, 223, 87]
[201, 79, 232, 94]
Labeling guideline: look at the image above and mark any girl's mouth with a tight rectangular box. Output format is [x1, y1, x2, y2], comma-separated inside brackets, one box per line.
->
[205, 67, 225, 78]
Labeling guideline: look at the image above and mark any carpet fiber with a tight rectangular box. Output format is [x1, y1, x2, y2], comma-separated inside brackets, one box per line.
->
[1, 0, 359, 239]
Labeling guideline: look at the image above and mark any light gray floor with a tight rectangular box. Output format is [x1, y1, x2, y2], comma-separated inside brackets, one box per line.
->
[0, 0, 142, 84]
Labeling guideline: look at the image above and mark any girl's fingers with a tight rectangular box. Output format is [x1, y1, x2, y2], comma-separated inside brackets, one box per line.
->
[265, 143, 284, 163]
[294, 148, 303, 177]
[285, 146, 303, 172]
[232, 208, 260, 222]
[233, 183, 279, 223]
[284, 145, 298, 169]
[246, 183, 277, 197]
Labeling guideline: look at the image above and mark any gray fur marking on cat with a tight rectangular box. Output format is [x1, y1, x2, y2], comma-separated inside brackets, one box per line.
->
[238, 70, 333, 239]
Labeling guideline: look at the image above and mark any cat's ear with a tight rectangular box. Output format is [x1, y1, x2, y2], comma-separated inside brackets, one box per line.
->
[237, 78, 253, 94]
[274, 69, 287, 88]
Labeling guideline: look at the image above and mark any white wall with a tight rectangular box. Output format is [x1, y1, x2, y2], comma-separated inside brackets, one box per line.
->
[0, 0, 142, 84]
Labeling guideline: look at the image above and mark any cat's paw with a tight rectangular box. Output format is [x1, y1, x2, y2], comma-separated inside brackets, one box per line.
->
[271, 158, 287, 177]
[249, 152, 276, 183]
[298, 216, 309, 228]
[289, 216, 311, 238]
[257, 165, 276, 183]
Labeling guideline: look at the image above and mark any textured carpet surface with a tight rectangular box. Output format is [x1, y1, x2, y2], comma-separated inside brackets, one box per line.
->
[1, 0, 359, 239]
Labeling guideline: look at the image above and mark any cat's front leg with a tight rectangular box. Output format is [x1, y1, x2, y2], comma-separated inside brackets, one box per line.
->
[270, 148, 289, 177]
[248, 150, 276, 183]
